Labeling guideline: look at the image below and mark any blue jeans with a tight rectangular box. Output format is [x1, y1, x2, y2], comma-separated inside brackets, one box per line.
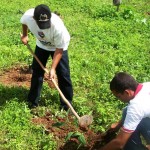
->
[28, 45, 73, 110]
[122, 107, 150, 150]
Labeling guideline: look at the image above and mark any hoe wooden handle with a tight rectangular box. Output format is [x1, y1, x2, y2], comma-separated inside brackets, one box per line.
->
[26, 44, 49, 74]
[52, 78, 80, 120]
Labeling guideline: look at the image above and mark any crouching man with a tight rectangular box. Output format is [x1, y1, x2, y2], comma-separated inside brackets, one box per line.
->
[100, 72, 150, 150]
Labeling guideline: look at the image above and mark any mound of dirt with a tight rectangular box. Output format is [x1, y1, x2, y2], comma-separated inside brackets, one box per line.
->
[31, 110, 107, 150]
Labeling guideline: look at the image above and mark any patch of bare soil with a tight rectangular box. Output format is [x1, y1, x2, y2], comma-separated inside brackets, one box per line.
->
[31, 111, 110, 150]
[0, 65, 32, 88]
[0, 65, 115, 149]
[0, 65, 55, 88]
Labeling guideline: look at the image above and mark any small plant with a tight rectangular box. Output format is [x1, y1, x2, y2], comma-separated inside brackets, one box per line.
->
[52, 122, 65, 127]
[65, 131, 86, 149]
[122, 9, 134, 20]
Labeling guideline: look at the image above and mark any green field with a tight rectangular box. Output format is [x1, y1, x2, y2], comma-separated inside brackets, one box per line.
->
[0, 0, 150, 149]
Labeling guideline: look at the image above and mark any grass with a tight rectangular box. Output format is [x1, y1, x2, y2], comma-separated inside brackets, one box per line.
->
[0, 0, 150, 148]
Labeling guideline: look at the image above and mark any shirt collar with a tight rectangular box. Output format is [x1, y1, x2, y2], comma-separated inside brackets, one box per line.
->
[134, 84, 143, 96]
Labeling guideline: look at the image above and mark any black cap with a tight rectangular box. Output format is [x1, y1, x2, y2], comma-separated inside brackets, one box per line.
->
[34, 4, 51, 29]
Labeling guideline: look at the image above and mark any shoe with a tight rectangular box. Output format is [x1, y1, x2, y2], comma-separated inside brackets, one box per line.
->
[28, 102, 38, 109]
[59, 106, 69, 111]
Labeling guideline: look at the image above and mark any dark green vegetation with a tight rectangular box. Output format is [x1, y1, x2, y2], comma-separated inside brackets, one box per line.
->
[0, 0, 150, 149]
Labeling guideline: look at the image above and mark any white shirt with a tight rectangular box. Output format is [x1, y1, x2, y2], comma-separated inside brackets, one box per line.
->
[123, 82, 150, 133]
[20, 8, 70, 51]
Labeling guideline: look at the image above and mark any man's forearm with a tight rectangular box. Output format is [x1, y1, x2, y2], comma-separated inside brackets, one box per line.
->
[51, 48, 63, 70]
[22, 24, 28, 36]
[99, 139, 122, 150]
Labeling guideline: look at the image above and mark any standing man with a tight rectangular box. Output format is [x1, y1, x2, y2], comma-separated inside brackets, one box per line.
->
[100, 72, 150, 150]
[20, 4, 73, 110]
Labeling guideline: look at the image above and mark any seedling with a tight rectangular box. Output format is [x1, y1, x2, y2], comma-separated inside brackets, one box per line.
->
[65, 131, 86, 149]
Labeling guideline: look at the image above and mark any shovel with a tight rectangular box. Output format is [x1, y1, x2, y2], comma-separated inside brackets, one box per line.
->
[26, 43, 93, 127]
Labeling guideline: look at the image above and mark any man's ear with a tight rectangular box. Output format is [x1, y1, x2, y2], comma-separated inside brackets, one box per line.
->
[124, 89, 134, 97]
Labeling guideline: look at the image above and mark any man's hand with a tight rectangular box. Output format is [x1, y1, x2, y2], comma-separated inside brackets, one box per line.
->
[146, 145, 150, 150]
[20, 24, 28, 45]
[49, 68, 56, 80]
[20, 34, 28, 45]
[102, 121, 122, 140]
[99, 128, 132, 150]
[109, 121, 122, 133]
